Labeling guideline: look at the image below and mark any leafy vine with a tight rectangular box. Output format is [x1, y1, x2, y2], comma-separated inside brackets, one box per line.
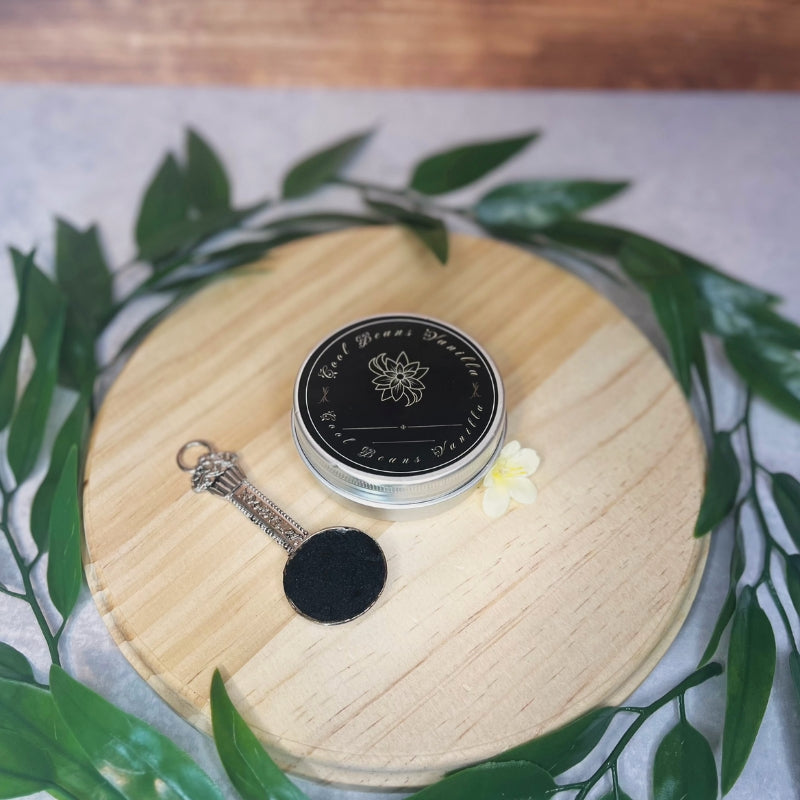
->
[1, 128, 798, 799]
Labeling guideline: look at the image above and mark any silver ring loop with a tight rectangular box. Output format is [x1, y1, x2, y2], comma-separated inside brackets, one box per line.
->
[176, 440, 214, 472]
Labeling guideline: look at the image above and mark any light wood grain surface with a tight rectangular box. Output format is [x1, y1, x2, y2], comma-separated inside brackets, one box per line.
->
[2, 0, 799, 89]
[82, 228, 707, 787]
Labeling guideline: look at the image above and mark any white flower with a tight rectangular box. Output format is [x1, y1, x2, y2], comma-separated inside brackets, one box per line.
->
[481, 440, 540, 518]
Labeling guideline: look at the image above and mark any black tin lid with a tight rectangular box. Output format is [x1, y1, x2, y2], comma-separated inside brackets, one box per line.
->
[292, 314, 506, 516]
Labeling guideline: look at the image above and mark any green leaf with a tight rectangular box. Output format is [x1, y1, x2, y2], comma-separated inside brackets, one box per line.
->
[476, 180, 629, 231]
[10, 249, 94, 391]
[699, 527, 744, 665]
[186, 129, 231, 213]
[259, 211, 384, 231]
[0, 644, 36, 685]
[409, 760, 555, 800]
[0, 729, 50, 798]
[55, 218, 113, 332]
[365, 199, 449, 264]
[210, 669, 310, 800]
[409, 132, 539, 195]
[653, 718, 718, 800]
[721, 585, 776, 794]
[790, 651, 800, 706]
[30, 393, 89, 551]
[488, 706, 615, 775]
[282, 130, 372, 199]
[135, 153, 190, 261]
[540, 218, 629, 256]
[785, 555, 800, 620]
[0, 252, 31, 430]
[141, 205, 267, 275]
[10, 248, 64, 359]
[7, 303, 66, 484]
[694, 432, 741, 537]
[725, 337, 800, 423]
[648, 270, 702, 396]
[58, 316, 97, 392]
[683, 255, 778, 310]
[709, 303, 800, 350]
[772, 472, 800, 551]
[619, 236, 682, 288]
[0, 676, 126, 800]
[50, 665, 225, 800]
[46, 446, 83, 620]
[682, 255, 788, 341]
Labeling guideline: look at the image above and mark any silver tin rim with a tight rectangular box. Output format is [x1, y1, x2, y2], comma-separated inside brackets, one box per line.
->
[292, 313, 507, 516]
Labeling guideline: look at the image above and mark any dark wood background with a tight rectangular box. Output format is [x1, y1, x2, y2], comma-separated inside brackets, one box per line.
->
[1, 0, 798, 88]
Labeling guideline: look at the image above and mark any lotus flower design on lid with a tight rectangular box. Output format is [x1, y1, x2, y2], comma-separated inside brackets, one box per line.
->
[368, 350, 429, 407]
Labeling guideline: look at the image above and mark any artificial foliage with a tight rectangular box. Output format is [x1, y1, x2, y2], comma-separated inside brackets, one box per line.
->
[1, 128, 799, 799]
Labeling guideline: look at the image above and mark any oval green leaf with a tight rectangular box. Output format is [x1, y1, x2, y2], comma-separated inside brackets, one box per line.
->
[409, 132, 539, 196]
[790, 651, 800, 706]
[210, 669, 310, 800]
[366, 199, 448, 264]
[0, 251, 33, 430]
[30, 392, 89, 552]
[699, 528, 744, 665]
[653, 718, 718, 800]
[476, 180, 629, 231]
[541, 218, 629, 256]
[7, 303, 65, 484]
[0, 730, 51, 798]
[0, 676, 126, 800]
[135, 153, 190, 260]
[50, 665, 224, 800]
[725, 337, 800, 423]
[58, 316, 97, 392]
[55, 218, 113, 333]
[694, 431, 740, 537]
[186, 128, 231, 213]
[282, 130, 372, 199]
[10, 249, 64, 361]
[46, 445, 83, 620]
[772, 472, 800, 551]
[409, 760, 555, 800]
[785, 554, 800, 620]
[618, 236, 682, 288]
[488, 706, 615, 776]
[648, 270, 702, 396]
[721, 585, 776, 795]
[0, 643, 36, 685]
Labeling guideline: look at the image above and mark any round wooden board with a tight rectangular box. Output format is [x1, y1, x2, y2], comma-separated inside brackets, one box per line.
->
[83, 227, 707, 788]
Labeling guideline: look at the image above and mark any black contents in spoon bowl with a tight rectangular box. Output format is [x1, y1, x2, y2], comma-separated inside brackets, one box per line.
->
[283, 527, 387, 624]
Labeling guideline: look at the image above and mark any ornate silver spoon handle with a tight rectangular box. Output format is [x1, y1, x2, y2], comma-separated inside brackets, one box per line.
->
[177, 440, 308, 554]
[177, 439, 387, 625]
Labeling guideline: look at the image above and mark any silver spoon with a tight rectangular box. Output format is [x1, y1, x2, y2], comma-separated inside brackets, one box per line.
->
[177, 440, 387, 624]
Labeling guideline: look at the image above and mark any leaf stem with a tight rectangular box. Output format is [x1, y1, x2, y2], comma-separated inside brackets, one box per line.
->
[0, 583, 26, 600]
[572, 663, 722, 800]
[611, 762, 622, 800]
[764, 576, 798, 652]
[0, 483, 61, 666]
[333, 176, 473, 218]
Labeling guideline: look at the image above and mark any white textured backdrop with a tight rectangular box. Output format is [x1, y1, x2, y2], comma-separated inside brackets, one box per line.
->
[0, 88, 798, 800]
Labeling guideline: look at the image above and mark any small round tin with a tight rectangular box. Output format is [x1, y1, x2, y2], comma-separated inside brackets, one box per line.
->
[292, 314, 506, 518]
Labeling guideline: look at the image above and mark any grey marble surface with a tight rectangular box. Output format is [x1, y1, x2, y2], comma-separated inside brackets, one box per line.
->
[0, 88, 799, 800]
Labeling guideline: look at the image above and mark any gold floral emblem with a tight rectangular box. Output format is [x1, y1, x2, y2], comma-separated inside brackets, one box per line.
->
[368, 351, 429, 407]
